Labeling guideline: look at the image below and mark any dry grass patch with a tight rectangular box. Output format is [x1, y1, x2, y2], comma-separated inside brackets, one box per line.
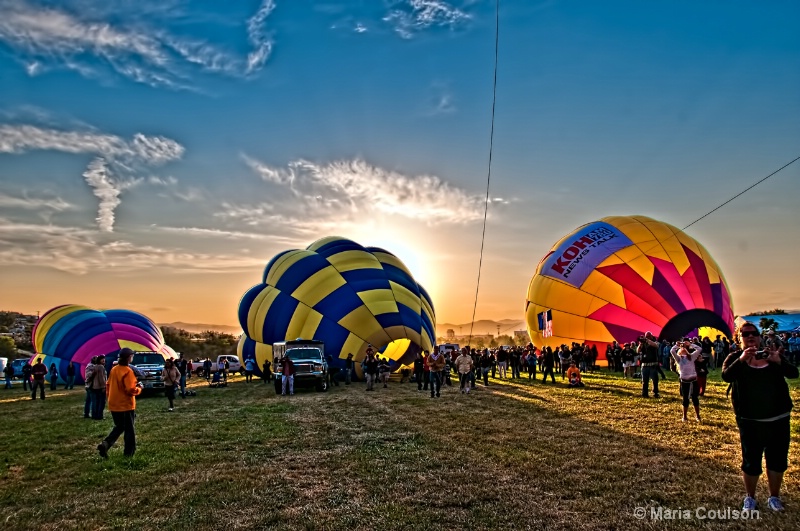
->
[1, 371, 799, 529]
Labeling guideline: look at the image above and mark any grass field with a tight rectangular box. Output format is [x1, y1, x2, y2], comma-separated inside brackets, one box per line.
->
[2, 369, 800, 530]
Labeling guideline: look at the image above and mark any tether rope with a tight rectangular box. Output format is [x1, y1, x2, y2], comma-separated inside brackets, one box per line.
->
[466, 0, 500, 348]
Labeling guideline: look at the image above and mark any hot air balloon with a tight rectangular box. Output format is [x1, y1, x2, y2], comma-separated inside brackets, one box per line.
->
[31, 305, 174, 384]
[237, 237, 435, 379]
[525, 216, 734, 358]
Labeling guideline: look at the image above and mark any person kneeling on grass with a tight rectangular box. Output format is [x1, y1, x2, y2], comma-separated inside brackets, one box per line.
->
[566, 361, 584, 388]
[722, 321, 798, 513]
[670, 339, 702, 422]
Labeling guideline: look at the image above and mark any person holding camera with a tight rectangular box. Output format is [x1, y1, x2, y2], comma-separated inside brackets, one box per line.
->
[637, 332, 661, 398]
[722, 322, 798, 513]
[670, 339, 703, 421]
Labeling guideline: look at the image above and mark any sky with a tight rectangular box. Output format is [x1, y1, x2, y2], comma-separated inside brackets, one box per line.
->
[0, 0, 799, 330]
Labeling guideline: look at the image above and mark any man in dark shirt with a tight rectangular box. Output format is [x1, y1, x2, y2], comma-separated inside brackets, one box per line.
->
[175, 355, 188, 398]
[722, 321, 799, 513]
[30, 358, 48, 400]
[637, 332, 661, 398]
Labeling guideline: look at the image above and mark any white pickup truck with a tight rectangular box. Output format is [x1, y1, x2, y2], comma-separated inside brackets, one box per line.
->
[193, 354, 243, 376]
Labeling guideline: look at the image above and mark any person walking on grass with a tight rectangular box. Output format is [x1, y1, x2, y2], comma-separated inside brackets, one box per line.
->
[541, 347, 556, 384]
[30, 358, 47, 400]
[97, 348, 143, 458]
[455, 348, 473, 394]
[670, 339, 703, 422]
[722, 322, 799, 513]
[161, 357, 181, 412]
[427, 349, 445, 398]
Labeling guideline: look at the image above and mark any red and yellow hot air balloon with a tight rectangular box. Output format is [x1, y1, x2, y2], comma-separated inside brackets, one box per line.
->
[525, 216, 734, 354]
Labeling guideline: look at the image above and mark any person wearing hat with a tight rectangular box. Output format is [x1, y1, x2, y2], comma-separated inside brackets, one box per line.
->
[97, 348, 142, 457]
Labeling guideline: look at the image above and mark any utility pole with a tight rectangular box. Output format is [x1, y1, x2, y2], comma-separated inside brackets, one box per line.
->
[497, 324, 500, 338]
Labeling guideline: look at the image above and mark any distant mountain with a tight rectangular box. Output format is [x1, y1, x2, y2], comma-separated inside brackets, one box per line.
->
[160, 322, 242, 335]
[436, 319, 526, 338]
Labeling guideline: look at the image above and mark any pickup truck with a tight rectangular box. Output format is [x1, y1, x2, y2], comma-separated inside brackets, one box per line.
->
[130, 351, 168, 392]
[194, 354, 243, 377]
[272, 339, 328, 393]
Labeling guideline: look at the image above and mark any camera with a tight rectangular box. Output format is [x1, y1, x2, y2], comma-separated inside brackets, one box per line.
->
[755, 350, 769, 360]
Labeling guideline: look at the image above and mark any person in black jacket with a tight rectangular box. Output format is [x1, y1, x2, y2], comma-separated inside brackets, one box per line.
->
[722, 322, 799, 513]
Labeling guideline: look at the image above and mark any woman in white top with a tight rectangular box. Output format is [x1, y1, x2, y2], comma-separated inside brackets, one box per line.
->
[670, 340, 703, 422]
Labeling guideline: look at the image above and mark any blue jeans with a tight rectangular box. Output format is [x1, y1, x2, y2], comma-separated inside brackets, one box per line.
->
[429, 371, 441, 397]
[92, 389, 106, 419]
[4, 376, 11, 389]
[641, 366, 660, 397]
[84, 388, 94, 417]
[179, 374, 187, 397]
[282, 374, 294, 395]
[65, 375, 74, 389]
[31, 380, 45, 399]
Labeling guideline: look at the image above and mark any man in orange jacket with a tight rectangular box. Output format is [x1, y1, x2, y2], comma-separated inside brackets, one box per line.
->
[97, 348, 142, 458]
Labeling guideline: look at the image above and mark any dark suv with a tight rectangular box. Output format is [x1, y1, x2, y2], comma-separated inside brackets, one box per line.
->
[273, 340, 328, 393]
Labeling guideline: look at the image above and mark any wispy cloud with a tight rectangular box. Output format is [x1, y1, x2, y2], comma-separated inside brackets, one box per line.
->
[383, 1, 472, 39]
[0, 0, 277, 88]
[0, 216, 264, 274]
[0, 122, 184, 231]
[237, 155, 485, 227]
[0, 192, 73, 211]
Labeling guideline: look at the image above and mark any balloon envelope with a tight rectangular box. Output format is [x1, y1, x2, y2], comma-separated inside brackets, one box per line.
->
[237, 237, 435, 377]
[525, 216, 734, 353]
[32, 305, 174, 384]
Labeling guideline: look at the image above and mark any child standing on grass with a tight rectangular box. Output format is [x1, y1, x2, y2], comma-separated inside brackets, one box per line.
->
[670, 340, 702, 422]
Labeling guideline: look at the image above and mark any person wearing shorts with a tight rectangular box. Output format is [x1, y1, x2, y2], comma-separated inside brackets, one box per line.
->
[722, 322, 798, 513]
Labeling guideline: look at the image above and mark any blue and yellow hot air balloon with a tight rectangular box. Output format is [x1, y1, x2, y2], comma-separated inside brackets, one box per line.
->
[526, 216, 734, 356]
[31, 305, 175, 384]
[237, 237, 435, 378]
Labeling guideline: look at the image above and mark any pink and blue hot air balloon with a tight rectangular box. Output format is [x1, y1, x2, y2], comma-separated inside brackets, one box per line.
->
[32, 305, 174, 385]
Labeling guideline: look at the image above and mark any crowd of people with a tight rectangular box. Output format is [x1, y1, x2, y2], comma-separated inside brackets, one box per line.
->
[4, 327, 798, 512]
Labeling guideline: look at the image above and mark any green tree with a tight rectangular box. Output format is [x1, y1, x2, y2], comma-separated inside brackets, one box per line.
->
[752, 309, 786, 315]
[759, 318, 778, 332]
[0, 336, 16, 358]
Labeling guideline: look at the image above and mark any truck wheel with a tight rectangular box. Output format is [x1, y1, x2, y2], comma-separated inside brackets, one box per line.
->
[274, 380, 282, 395]
[316, 379, 328, 392]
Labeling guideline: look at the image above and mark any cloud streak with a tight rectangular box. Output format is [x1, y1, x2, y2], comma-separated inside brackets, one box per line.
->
[238, 155, 486, 227]
[0, 0, 277, 88]
[0, 122, 184, 231]
[0, 217, 264, 275]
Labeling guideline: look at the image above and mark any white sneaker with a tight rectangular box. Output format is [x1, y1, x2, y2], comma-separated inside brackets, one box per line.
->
[742, 496, 757, 512]
[767, 496, 785, 512]
[168, 407, 173, 412]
